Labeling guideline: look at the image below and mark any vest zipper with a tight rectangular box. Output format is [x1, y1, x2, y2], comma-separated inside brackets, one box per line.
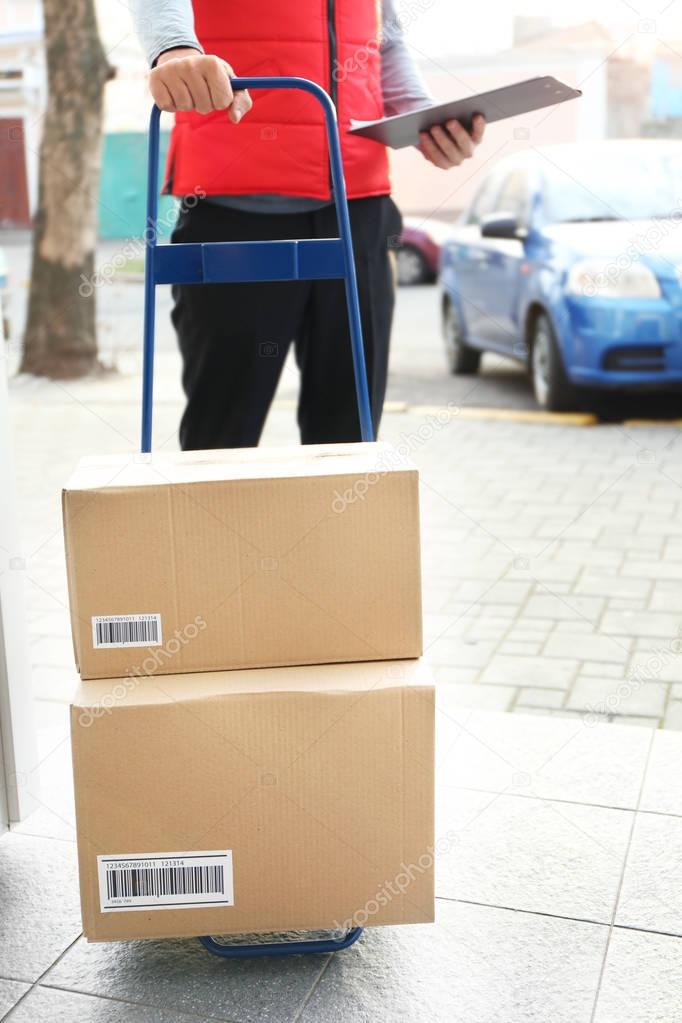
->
[327, 0, 338, 109]
[326, 0, 337, 198]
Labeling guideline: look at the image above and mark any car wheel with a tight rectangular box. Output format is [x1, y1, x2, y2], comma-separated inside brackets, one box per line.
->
[442, 299, 481, 375]
[530, 313, 578, 411]
[396, 245, 430, 286]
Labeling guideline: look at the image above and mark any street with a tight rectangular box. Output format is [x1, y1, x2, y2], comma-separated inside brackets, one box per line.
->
[6, 235, 535, 408]
[6, 234, 682, 416]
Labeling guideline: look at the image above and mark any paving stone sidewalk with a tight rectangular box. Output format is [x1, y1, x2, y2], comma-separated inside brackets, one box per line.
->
[7, 349, 682, 730]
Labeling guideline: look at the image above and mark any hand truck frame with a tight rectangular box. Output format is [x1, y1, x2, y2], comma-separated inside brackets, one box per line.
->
[141, 76, 375, 958]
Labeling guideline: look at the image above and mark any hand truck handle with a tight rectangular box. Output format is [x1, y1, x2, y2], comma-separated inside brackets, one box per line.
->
[142, 76, 375, 453]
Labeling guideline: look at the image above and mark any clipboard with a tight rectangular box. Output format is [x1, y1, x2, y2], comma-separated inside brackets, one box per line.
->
[348, 76, 582, 149]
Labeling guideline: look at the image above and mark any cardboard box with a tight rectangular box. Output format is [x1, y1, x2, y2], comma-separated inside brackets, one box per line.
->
[63, 443, 422, 680]
[71, 658, 435, 942]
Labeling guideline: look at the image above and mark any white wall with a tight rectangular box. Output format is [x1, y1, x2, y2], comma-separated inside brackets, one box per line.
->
[0, 336, 38, 825]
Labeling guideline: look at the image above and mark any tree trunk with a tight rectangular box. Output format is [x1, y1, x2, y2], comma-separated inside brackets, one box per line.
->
[20, 0, 113, 379]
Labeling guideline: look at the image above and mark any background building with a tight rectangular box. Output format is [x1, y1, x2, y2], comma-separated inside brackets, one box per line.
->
[0, 0, 44, 226]
[4, 8, 682, 233]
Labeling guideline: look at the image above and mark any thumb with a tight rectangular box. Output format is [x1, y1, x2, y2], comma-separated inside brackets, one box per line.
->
[228, 89, 252, 123]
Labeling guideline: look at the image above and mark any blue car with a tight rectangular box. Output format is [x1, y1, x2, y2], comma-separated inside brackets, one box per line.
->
[440, 140, 682, 410]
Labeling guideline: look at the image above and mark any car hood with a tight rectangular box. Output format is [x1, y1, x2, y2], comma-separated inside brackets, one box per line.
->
[543, 219, 682, 276]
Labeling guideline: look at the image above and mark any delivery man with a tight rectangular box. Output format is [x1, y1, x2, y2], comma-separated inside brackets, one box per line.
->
[133, 1, 485, 449]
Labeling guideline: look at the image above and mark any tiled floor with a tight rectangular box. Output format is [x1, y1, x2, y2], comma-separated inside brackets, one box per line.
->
[3, 697, 682, 1022]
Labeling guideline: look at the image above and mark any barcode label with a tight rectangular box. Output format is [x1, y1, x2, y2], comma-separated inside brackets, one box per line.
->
[97, 850, 234, 912]
[92, 613, 162, 649]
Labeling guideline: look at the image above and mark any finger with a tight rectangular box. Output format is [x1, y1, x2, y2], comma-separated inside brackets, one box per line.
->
[418, 132, 450, 170]
[182, 67, 213, 114]
[150, 76, 176, 112]
[215, 60, 251, 122]
[420, 130, 455, 169]
[204, 57, 233, 109]
[443, 119, 474, 159]
[229, 89, 252, 123]
[470, 113, 486, 145]
[429, 124, 464, 166]
[419, 136, 449, 169]
[168, 74, 193, 111]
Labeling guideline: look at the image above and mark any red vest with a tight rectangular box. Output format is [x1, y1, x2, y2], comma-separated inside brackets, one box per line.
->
[165, 0, 391, 200]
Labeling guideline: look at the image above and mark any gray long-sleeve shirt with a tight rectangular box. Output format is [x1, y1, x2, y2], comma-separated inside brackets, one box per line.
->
[132, 0, 431, 212]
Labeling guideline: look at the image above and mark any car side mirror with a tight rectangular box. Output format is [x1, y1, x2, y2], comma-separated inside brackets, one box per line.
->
[480, 212, 527, 240]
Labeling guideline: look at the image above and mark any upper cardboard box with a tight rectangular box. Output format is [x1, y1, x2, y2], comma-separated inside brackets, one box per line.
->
[71, 657, 435, 942]
[63, 443, 422, 679]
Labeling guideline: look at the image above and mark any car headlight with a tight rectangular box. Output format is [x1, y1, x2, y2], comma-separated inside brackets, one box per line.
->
[566, 260, 661, 299]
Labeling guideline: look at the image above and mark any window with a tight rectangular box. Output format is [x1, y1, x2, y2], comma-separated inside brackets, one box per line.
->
[465, 170, 504, 226]
[494, 170, 529, 222]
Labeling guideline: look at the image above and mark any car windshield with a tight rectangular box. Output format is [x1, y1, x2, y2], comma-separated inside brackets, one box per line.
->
[543, 148, 682, 223]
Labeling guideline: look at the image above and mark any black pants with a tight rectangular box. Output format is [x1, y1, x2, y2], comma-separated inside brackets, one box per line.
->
[170, 195, 402, 449]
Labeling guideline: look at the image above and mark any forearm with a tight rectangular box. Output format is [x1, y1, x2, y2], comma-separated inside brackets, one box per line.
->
[131, 0, 202, 66]
[380, 0, 433, 116]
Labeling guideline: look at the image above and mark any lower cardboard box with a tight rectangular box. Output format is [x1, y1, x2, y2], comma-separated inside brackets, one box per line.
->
[71, 658, 435, 942]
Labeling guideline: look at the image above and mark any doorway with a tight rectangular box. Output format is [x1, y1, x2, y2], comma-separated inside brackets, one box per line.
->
[0, 118, 30, 228]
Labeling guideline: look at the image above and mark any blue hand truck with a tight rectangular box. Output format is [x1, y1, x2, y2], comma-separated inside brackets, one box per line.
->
[142, 77, 373, 958]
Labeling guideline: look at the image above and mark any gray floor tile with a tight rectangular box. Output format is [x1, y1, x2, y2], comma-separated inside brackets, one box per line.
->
[0, 978, 30, 1019]
[299, 900, 607, 1023]
[42, 936, 326, 1023]
[593, 927, 682, 1022]
[0, 834, 81, 982]
[12, 804, 75, 845]
[436, 701, 652, 810]
[436, 788, 632, 922]
[4, 985, 212, 1022]
[617, 813, 682, 936]
[640, 729, 682, 816]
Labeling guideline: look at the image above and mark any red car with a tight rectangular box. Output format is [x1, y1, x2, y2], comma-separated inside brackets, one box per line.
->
[396, 216, 452, 286]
